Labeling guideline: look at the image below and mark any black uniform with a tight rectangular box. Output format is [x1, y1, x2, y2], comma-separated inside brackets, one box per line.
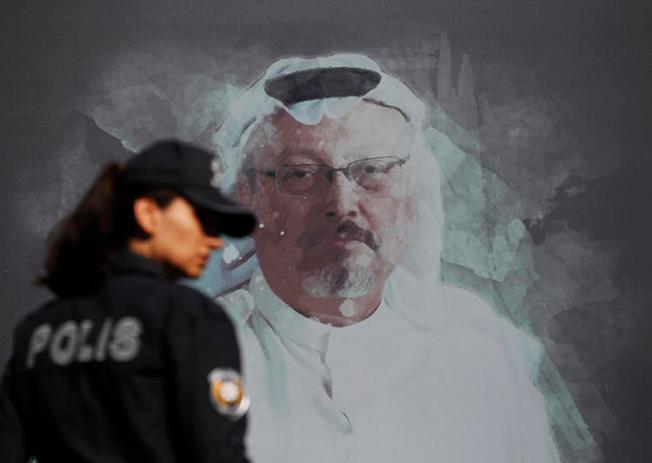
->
[0, 252, 250, 463]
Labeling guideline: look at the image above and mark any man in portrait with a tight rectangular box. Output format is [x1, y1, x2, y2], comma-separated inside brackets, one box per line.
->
[210, 54, 561, 462]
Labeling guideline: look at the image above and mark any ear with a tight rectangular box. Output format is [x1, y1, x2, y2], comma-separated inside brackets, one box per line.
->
[132, 197, 163, 235]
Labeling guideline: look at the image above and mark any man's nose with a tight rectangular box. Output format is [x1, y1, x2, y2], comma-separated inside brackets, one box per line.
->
[324, 171, 360, 219]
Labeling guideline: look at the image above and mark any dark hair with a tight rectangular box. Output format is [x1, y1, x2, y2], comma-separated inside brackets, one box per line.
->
[39, 162, 178, 298]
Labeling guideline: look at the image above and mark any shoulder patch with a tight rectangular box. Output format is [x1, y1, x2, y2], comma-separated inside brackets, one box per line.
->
[207, 368, 250, 419]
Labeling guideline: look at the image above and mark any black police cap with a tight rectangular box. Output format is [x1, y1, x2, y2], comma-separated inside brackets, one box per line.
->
[122, 139, 256, 238]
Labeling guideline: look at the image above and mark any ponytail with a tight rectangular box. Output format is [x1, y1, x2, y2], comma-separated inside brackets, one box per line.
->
[39, 162, 125, 297]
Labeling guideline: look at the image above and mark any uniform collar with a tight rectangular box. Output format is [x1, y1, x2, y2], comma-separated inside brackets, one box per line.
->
[111, 251, 167, 280]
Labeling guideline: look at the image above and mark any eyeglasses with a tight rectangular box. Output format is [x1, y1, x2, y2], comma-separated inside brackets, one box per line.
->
[248, 156, 409, 197]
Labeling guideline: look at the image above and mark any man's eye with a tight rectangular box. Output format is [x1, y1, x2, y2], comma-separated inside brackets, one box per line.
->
[292, 169, 312, 178]
[277, 166, 321, 194]
[362, 164, 381, 174]
[283, 168, 314, 180]
[360, 162, 394, 175]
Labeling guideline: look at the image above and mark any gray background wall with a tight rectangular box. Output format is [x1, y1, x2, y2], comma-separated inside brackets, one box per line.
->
[1, 0, 651, 461]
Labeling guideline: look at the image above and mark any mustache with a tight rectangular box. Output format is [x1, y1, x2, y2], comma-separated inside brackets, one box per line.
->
[297, 220, 381, 251]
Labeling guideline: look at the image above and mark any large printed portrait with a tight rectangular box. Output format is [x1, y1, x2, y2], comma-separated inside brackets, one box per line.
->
[2, 1, 650, 461]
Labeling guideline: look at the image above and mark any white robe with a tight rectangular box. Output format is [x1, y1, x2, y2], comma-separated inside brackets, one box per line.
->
[218, 267, 561, 463]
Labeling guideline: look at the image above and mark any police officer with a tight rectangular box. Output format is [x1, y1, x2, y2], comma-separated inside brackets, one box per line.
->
[0, 140, 256, 462]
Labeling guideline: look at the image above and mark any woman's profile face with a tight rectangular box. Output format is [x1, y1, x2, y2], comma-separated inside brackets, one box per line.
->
[145, 196, 223, 278]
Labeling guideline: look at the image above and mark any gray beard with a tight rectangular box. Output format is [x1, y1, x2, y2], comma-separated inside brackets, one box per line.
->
[302, 264, 374, 298]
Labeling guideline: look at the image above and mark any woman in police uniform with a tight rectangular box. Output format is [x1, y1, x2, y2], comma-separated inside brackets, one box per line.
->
[0, 140, 255, 462]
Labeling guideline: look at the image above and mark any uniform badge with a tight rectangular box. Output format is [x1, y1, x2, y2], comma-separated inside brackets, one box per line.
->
[207, 368, 250, 419]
